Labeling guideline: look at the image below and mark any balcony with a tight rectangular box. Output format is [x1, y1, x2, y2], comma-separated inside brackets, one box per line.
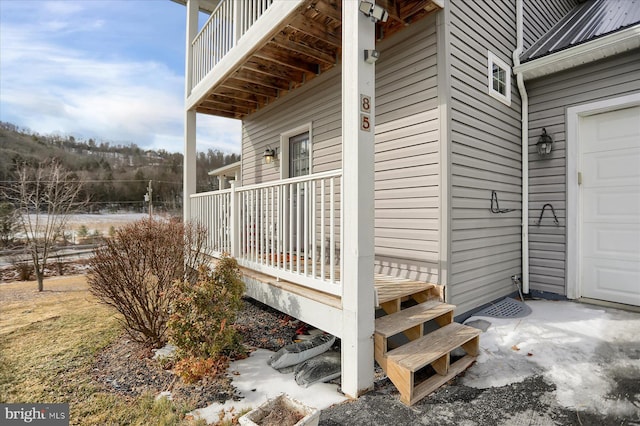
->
[186, 0, 443, 118]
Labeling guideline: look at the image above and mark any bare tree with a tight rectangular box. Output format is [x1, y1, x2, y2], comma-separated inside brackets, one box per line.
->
[2, 160, 87, 291]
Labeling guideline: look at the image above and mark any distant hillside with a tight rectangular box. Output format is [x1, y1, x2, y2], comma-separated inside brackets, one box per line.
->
[0, 122, 239, 212]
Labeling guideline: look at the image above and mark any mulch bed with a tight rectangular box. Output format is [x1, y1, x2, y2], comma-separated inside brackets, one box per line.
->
[92, 297, 302, 409]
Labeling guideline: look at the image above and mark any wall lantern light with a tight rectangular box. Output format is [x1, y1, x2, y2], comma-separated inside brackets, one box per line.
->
[264, 146, 277, 165]
[536, 128, 553, 158]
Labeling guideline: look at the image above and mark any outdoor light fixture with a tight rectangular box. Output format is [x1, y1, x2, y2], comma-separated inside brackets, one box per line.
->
[359, 1, 389, 22]
[263, 146, 277, 164]
[536, 128, 553, 158]
[364, 49, 380, 64]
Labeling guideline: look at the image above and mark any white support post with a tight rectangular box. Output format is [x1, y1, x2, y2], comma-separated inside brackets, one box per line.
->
[183, 0, 199, 221]
[230, 181, 239, 258]
[184, 110, 197, 222]
[340, 0, 376, 398]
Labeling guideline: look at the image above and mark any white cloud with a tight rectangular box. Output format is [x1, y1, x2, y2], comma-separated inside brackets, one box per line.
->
[0, 1, 241, 154]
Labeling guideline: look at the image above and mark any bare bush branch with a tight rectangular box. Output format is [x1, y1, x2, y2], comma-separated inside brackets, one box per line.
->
[87, 218, 208, 347]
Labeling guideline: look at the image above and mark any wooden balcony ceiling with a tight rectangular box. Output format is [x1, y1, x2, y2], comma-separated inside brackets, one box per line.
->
[196, 0, 442, 119]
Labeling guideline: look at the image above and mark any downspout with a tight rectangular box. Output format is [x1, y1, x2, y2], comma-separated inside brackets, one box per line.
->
[512, 0, 530, 295]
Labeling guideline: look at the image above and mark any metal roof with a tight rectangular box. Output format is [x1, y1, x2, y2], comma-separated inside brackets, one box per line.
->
[522, 0, 640, 62]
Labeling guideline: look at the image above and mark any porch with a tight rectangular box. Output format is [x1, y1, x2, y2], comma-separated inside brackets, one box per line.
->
[180, 0, 448, 400]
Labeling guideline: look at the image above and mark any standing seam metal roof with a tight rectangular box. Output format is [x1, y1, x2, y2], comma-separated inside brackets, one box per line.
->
[521, 0, 640, 62]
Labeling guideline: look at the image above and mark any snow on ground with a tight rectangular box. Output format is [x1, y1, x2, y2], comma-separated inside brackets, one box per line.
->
[462, 300, 640, 417]
[192, 349, 347, 423]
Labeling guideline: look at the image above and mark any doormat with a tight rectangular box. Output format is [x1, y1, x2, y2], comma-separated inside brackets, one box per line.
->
[474, 297, 531, 319]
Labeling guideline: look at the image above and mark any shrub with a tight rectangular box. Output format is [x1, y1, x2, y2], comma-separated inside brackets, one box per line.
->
[11, 257, 33, 281]
[77, 225, 89, 238]
[88, 218, 207, 347]
[173, 356, 228, 384]
[168, 256, 245, 361]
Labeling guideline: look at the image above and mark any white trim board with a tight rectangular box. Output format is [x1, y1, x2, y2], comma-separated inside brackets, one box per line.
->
[515, 24, 640, 81]
[565, 92, 640, 300]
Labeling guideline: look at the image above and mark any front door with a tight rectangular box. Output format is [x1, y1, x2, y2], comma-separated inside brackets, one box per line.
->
[289, 132, 309, 256]
[580, 105, 640, 306]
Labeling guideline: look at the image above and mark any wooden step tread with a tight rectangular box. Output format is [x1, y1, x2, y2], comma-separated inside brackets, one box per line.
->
[375, 300, 455, 338]
[374, 275, 436, 305]
[386, 323, 480, 372]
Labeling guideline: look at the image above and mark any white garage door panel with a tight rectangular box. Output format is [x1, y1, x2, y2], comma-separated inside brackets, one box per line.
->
[582, 188, 640, 222]
[582, 260, 640, 306]
[580, 105, 640, 306]
[582, 106, 640, 153]
[582, 149, 640, 187]
[582, 225, 640, 260]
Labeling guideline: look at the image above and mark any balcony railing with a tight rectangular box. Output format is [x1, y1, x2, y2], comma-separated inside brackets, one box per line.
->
[191, 0, 274, 89]
[190, 170, 342, 295]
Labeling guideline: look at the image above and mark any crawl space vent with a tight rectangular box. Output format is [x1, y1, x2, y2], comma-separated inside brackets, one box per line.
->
[475, 297, 531, 319]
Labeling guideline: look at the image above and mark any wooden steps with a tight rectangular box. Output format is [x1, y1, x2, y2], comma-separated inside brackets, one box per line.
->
[373, 280, 480, 406]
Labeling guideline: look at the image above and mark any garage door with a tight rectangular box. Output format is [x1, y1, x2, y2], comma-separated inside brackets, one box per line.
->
[580, 105, 640, 306]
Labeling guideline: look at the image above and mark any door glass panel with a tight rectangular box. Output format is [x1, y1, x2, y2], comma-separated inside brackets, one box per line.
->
[289, 132, 309, 178]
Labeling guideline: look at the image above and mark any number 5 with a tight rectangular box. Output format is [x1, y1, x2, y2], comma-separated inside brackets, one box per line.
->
[361, 114, 370, 131]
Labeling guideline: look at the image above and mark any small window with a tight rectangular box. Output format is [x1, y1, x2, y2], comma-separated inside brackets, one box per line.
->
[487, 51, 511, 106]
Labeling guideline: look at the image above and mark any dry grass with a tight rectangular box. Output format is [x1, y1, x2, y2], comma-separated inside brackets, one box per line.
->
[0, 275, 206, 425]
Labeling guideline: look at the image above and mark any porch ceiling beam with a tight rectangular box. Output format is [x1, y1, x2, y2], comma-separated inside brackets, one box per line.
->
[376, 0, 407, 24]
[213, 87, 270, 105]
[206, 93, 260, 108]
[221, 78, 280, 99]
[271, 34, 338, 65]
[232, 68, 291, 91]
[195, 105, 238, 119]
[199, 99, 253, 115]
[308, 0, 342, 22]
[401, 0, 439, 21]
[243, 59, 306, 82]
[288, 15, 342, 47]
[254, 44, 321, 74]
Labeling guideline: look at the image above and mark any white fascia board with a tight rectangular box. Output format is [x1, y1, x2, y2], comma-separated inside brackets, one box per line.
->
[186, 0, 304, 111]
[170, 0, 220, 14]
[207, 161, 241, 176]
[514, 24, 640, 81]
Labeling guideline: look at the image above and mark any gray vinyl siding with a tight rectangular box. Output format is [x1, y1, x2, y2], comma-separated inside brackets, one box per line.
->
[523, 0, 578, 51]
[240, 15, 440, 283]
[374, 16, 440, 282]
[448, 0, 522, 314]
[527, 50, 640, 295]
[241, 67, 342, 185]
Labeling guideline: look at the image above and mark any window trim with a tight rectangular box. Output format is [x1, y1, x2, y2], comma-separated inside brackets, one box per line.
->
[487, 51, 512, 106]
[279, 122, 313, 179]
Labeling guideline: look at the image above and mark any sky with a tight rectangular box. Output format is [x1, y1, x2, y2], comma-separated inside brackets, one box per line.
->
[0, 0, 241, 154]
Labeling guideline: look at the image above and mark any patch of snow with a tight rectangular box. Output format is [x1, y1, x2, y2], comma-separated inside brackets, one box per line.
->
[192, 349, 347, 424]
[153, 344, 177, 360]
[156, 391, 173, 401]
[462, 300, 640, 417]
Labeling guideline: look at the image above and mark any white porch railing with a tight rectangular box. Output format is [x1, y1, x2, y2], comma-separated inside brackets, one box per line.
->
[191, 187, 233, 256]
[191, 0, 274, 89]
[190, 170, 342, 296]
